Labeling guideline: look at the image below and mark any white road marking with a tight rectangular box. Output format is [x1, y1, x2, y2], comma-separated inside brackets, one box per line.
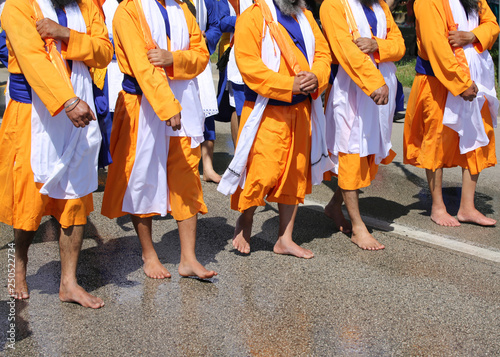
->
[302, 199, 500, 263]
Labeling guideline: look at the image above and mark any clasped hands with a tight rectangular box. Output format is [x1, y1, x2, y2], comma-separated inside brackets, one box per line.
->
[293, 71, 318, 95]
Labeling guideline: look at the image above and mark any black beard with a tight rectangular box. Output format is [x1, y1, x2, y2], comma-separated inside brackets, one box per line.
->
[51, 0, 78, 9]
[275, 0, 306, 16]
[460, 0, 480, 15]
[360, 0, 378, 7]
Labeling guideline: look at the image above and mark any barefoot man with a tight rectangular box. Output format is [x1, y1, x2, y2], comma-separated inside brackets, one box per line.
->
[218, 0, 332, 258]
[101, 0, 217, 279]
[0, 0, 112, 307]
[404, 0, 498, 227]
[320, 0, 405, 250]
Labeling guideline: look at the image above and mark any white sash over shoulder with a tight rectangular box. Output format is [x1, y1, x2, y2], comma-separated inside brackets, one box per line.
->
[325, 0, 397, 173]
[122, 0, 204, 216]
[226, 0, 252, 85]
[218, 0, 333, 195]
[31, 0, 100, 199]
[443, 0, 498, 154]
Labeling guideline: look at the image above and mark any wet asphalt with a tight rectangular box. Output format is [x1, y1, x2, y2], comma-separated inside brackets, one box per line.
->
[0, 67, 499, 356]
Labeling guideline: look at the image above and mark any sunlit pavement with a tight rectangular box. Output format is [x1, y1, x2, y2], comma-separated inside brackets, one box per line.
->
[1, 66, 499, 356]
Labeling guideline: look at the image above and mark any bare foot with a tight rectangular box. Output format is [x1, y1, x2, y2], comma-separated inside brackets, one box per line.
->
[324, 202, 352, 233]
[142, 255, 171, 279]
[178, 260, 217, 279]
[232, 213, 253, 254]
[351, 230, 385, 250]
[273, 239, 314, 259]
[457, 208, 496, 226]
[203, 169, 221, 183]
[431, 207, 461, 227]
[59, 282, 104, 309]
[11, 253, 29, 300]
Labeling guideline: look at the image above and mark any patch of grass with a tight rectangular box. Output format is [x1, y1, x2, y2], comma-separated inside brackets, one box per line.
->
[395, 56, 416, 88]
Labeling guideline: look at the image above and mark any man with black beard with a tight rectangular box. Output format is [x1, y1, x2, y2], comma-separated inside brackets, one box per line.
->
[0, 0, 112, 308]
[320, 0, 405, 249]
[404, 0, 499, 227]
[218, 0, 332, 258]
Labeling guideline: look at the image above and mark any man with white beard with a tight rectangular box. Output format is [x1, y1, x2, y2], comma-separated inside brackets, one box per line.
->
[0, 0, 112, 308]
[320, 0, 405, 250]
[404, 0, 499, 227]
[218, 0, 332, 258]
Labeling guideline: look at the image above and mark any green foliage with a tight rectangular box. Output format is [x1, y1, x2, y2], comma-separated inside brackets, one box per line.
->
[395, 56, 416, 88]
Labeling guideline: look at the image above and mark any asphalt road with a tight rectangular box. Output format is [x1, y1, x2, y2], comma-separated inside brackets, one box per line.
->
[0, 67, 499, 356]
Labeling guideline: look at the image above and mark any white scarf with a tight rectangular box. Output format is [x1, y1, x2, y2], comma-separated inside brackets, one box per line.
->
[443, 0, 498, 154]
[193, 0, 218, 117]
[102, 0, 123, 112]
[226, 0, 252, 85]
[218, 0, 333, 195]
[325, 0, 397, 173]
[31, 0, 100, 199]
[122, 0, 204, 215]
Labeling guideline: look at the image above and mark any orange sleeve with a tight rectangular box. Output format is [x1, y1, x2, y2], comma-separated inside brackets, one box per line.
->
[234, 5, 295, 103]
[167, 3, 209, 80]
[320, 0, 385, 96]
[373, 1, 405, 63]
[471, 0, 500, 53]
[415, 0, 472, 96]
[1, 0, 76, 116]
[112, 0, 181, 121]
[64, 0, 113, 69]
[305, 10, 332, 100]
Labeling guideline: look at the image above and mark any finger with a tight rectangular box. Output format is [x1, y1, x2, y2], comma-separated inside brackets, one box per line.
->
[165, 119, 172, 127]
[89, 109, 97, 122]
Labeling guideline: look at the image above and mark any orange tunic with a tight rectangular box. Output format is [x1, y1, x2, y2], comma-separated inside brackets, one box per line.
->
[0, 0, 112, 231]
[230, 5, 331, 212]
[101, 0, 209, 220]
[320, 0, 404, 190]
[404, 0, 499, 174]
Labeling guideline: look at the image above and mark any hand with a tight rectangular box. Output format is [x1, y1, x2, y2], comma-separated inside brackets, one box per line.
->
[147, 49, 174, 67]
[201, 30, 206, 38]
[36, 18, 70, 44]
[65, 98, 96, 128]
[370, 84, 389, 105]
[297, 71, 318, 94]
[292, 76, 303, 94]
[460, 82, 478, 101]
[166, 112, 181, 131]
[448, 30, 477, 47]
[354, 37, 378, 54]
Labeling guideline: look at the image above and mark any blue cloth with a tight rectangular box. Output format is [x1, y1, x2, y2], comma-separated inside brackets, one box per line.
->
[204, 115, 216, 140]
[218, 0, 236, 33]
[154, 0, 171, 39]
[395, 79, 405, 112]
[9, 74, 32, 103]
[362, 5, 377, 35]
[204, 0, 222, 54]
[0, 30, 8, 68]
[122, 74, 143, 95]
[328, 64, 339, 84]
[415, 56, 435, 76]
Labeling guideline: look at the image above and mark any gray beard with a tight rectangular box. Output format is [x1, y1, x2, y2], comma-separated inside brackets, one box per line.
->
[51, 0, 78, 9]
[460, 0, 480, 15]
[275, 0, 306, 16]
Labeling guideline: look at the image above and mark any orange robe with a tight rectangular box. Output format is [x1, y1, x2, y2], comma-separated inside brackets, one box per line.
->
[320, 0, 405, 190]
[0, 0, 112, 231]
[101, 0, 209, 221]
[230, 5, 331, 212]
[404, 0, 499, 175]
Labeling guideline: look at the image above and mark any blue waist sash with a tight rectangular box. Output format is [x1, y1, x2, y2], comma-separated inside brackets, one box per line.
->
[244, 85, 309, 106]
[9, 73, 32, 104]
[415, 56, 435, 77]
[328, 64, 339, 85]
[122, 74, 143, 95]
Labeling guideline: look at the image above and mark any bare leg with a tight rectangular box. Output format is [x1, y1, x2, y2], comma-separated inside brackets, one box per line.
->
[342, 189, 385, 250]
[426, 168, 460, 227]
[232, 206, 257, 254]
[11, 229, 35, 300]
[58, 225, 104, 309]
[324, 187, 352, 233]
[131, 215, 171, 279]
[177, 215, 217, 279]
[201, 140, 221, 183]
[274, 203, 314, 258]
[230, 111, 240, 148]
[457, 168, 496, 226]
